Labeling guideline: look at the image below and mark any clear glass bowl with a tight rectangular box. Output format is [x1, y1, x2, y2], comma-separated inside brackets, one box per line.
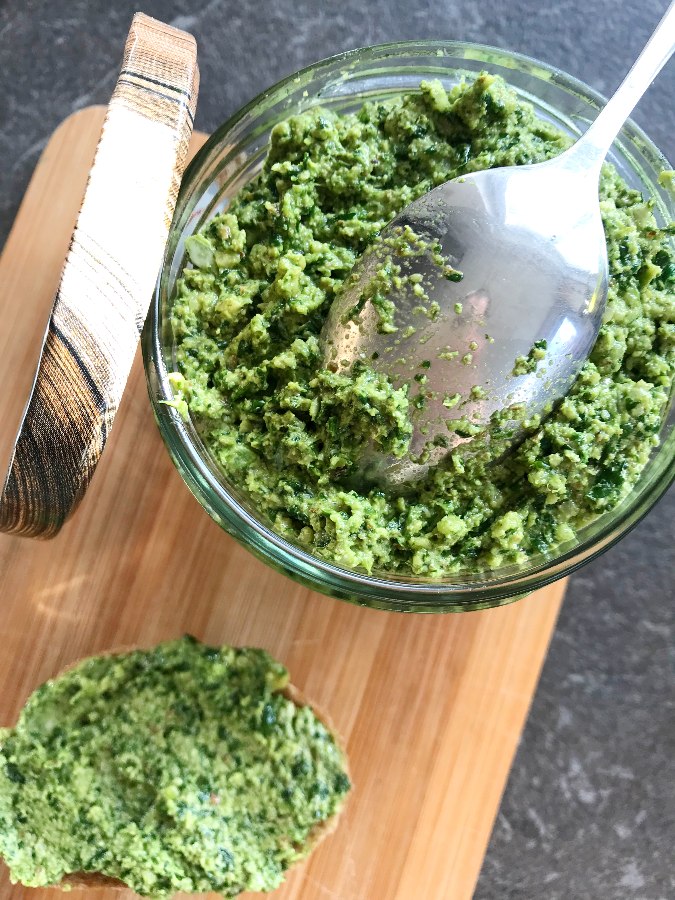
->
[143, 41, 674, 612]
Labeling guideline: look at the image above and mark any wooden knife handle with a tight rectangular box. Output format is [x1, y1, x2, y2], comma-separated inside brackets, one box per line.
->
[0, 13, 199, 538]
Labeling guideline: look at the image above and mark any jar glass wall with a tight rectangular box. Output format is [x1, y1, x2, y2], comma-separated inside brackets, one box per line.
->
[143, 42, 674, 612]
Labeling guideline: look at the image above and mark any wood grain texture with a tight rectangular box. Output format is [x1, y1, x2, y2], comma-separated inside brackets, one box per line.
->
[0, 107, 566, 900]
[0, 13, 198, 538]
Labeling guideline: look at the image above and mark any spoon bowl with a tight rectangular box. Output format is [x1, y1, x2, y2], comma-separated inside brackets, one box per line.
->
[321, 152, 608, 487]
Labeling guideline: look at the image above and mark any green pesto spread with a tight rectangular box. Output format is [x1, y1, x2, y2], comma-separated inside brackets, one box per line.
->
[0, 637, 350, 897]
[171, 73, 674, 575]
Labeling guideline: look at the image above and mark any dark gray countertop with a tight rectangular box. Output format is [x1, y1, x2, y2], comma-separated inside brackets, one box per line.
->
[2, 1, 673, 896]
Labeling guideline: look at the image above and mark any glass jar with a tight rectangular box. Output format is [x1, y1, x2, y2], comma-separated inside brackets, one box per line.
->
[143, 41, 674, 612]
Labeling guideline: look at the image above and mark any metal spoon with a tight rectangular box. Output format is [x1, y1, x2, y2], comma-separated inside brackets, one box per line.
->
[321, 3, 675, 489]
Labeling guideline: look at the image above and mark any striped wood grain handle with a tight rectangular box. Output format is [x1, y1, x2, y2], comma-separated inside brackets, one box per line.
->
[0, 13, 199, 538]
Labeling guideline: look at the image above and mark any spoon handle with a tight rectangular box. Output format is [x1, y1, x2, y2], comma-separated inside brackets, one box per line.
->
[568, 0, 675, 170]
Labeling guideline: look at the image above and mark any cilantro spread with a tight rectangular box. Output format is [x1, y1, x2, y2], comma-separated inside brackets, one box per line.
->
[171, 73, 674, 576]
[0, 637, 349, 897]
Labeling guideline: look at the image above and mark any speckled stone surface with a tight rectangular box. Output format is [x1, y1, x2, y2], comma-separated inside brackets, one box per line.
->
[1, 1, 673, 896]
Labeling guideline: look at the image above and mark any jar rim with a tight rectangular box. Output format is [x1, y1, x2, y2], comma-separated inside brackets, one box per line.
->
[144, 40, 675, 611]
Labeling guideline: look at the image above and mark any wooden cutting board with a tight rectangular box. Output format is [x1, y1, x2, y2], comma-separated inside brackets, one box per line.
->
[0, 107, 566, 900]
